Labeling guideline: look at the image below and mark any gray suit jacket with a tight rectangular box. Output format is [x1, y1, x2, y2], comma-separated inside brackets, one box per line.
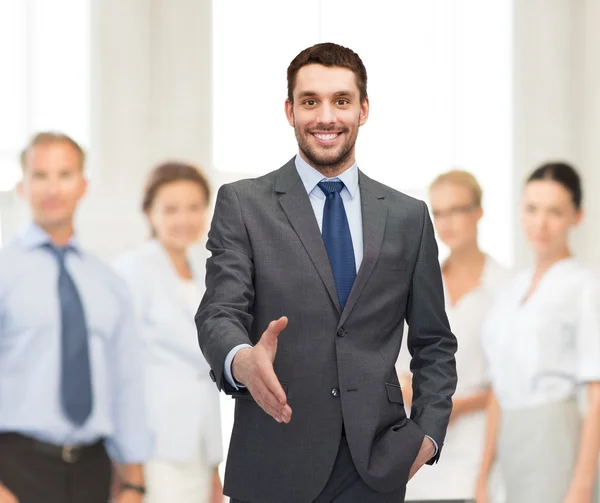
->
[196, 158, 457, 503]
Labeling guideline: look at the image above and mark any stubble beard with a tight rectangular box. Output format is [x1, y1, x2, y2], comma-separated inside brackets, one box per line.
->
[295, 123, 359, 178]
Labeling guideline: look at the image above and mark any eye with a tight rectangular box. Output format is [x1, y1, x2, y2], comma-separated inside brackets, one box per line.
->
[336, 99, 349, 106]
[304, 100, 317, 106]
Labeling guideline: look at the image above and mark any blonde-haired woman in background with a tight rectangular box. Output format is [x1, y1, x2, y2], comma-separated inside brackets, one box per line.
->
[114, 162, 223, 503]
[476, 162, 600, 503]
[400, 170, 508, 501]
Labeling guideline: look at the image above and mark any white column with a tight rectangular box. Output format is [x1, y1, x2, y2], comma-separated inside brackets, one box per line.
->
[571, 0, 600, 272]
[77, 0, 213, 260]
[512, 0, 576, 267]
[148, 0, 213, 167]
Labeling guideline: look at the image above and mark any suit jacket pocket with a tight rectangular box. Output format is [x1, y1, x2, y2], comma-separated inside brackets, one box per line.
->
[385, 382, 404, 404]
[385, 382, 408, 428]
[232, 382, 289, 401]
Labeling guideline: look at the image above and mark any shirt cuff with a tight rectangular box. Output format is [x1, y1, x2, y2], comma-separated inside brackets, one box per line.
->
[104, 432, 153, 465]
[425, 435, 439, 457]
[224, 344, 253, 389]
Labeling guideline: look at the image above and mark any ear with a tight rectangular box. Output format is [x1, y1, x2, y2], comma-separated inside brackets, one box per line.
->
[144, 206, 155, 225]
[475, 206, 484, 222]
[359, 97, 370, 126]
[285, 98, 295, 127]
[575, 208, 584, 226]
[16, 180, 24, 198]
[79, 178, 88, 200]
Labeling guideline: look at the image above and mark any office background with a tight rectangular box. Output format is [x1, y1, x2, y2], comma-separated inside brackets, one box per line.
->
[1, 0, 599, 493]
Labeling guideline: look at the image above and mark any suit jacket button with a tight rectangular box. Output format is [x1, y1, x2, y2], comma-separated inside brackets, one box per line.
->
[331, 388, 340, 397]
[337, 328, 346, 338]
[209, 370, 216, 382]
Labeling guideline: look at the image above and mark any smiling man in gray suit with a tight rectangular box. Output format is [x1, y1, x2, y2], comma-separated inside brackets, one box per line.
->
[196, 42, 458, 503]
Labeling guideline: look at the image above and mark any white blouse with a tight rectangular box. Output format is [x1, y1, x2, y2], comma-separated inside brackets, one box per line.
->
[397, 255, 508, 394]
[179, 276, 203, 316]
[483, 258, 600, 410]
[114, 241, 223, 465]
[444, 256, 509, 398]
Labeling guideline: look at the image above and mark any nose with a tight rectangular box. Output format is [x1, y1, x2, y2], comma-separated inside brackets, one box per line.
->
[316, 102, 335, 126]
[47, 178, 61, 196]
[531, 213, 548, 231]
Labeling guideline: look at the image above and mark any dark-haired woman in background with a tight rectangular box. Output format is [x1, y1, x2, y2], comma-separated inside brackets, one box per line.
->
[114, 162, 223, 503]
[476, 162, 600, 503]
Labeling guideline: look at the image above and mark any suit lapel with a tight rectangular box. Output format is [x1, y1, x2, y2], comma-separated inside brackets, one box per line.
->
[276, 160, 341, 314]
[338, 171, 387, 328]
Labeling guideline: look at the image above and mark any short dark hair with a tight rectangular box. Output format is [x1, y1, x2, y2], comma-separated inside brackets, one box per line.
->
[142, 161, 211, 213]
[287, 43, 368, 103]
[526, 161, 582, 210]
[20, 131, 86, 171]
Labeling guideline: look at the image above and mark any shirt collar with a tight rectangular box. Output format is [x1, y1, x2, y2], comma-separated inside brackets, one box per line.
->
[294, 154, 359, 199]
[18, 221, 82, 253]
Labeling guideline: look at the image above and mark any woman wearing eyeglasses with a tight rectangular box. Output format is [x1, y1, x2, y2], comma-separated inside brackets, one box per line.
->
[400, 170, 508, 501]
[476, 162, 600, 503]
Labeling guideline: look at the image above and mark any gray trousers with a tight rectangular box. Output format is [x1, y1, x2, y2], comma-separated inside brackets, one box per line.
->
[231, 434, 407, 503]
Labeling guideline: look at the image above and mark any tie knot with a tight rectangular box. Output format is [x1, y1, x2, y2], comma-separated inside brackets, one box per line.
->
[44, 243, 70, 264]
[318, 181, 345, 197]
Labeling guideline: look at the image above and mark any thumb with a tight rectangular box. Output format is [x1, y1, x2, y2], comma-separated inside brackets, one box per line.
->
[261, 316, 288, 345]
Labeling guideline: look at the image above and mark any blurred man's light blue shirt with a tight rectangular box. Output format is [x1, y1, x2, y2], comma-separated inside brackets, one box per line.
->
[0, 222, 152, 463]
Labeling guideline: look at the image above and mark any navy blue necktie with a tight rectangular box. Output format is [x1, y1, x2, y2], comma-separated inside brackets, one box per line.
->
[318, 181, 356, 310]
[47, 245, 93, 426]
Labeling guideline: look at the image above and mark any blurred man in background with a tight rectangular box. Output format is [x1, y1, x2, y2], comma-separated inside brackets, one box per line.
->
[0, 132, 151, 503]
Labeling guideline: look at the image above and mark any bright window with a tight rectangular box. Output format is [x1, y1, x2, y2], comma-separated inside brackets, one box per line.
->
[0, 0, 90, 193]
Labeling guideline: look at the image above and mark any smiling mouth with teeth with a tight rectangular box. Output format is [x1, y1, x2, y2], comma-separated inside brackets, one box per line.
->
[313, 132, 341, 141]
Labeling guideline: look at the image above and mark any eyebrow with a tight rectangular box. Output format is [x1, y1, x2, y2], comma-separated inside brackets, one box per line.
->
[297, 90, 355, 99]
[297, 91, 318, 100]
